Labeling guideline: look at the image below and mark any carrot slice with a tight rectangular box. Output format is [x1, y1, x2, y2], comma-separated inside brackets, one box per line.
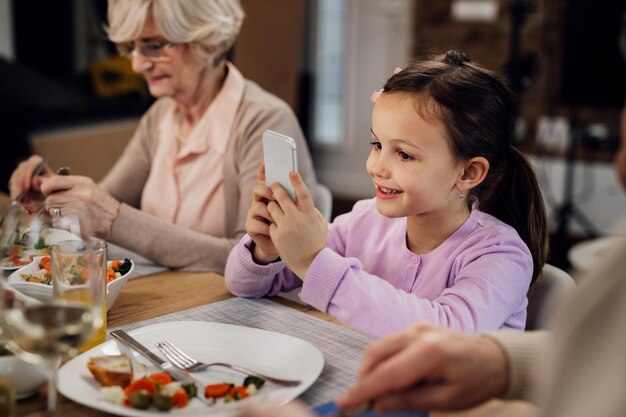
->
[148, 372, 173, 385]
[204, 383, 232, 398]
[124, 378, 156, 397]
[228, 386, 249, 400]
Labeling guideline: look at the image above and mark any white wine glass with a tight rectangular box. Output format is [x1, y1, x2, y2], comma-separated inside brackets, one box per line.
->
[0, 250, 100, 415]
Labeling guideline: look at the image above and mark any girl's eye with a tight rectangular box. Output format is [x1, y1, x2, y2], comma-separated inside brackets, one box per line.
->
[398, 151, 414, 161]
[369, 141, 382, 151]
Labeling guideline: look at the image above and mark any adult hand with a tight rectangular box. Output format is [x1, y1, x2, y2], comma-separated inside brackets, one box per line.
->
[245, 163, 280, 264]
[40, 175, 121, 239]
[9, 155, 53, 199]
[237, 402, 314, 417]
[267, 171, 328, 279]
[336, 323, 509, 413]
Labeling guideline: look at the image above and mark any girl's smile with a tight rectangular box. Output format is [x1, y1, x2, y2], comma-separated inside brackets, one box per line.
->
[375, 184, 403, 199]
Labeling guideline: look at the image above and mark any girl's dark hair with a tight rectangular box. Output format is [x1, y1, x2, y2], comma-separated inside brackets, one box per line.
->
[383, 50, 548, 283]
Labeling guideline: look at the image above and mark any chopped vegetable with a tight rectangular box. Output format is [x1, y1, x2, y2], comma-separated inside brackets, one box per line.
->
[124, 378, 156, 397]
[181, 382, 197, 398]
[153, 393, 174, 411]
[227, 386, 249, 401]
[148, 372, 173, 386]
[243, 375, 265, 389]
[128, 390, 152, 409]
[204, 383, 233, 398]
[171, 389, 189, 408]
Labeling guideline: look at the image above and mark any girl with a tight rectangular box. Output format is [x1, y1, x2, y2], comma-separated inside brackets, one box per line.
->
[225, 51, 548, 337]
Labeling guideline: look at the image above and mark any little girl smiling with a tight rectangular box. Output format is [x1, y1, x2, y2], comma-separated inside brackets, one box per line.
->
[225, 51, 548, 338]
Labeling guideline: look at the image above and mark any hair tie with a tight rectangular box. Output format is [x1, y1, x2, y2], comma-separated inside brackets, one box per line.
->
[442, 50, 470, 66]
[371, 67, 404, 103]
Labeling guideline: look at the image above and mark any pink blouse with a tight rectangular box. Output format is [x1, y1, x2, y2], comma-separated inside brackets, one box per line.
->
[140, 63, 245, 237]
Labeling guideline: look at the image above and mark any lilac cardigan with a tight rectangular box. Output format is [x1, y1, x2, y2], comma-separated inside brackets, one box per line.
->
[225, 199, 532, 337]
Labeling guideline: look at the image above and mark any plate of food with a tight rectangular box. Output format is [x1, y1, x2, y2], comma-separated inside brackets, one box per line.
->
[0, 228, 81, 270]
[7, 256, 134, 310]
[57, 321, 325, 417]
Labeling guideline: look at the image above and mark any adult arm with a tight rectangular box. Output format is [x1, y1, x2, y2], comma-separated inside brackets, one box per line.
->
[486, 330, 551, 401]
[336, 323, 511, 413]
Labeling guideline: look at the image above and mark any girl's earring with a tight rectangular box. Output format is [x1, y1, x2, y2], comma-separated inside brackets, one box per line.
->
[459, 190, 465, 199]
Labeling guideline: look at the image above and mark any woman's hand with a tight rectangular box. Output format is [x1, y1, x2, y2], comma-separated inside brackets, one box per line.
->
[40, 175, 121, 239]
[267, 171, 328, 279]
[245, 164, 280, 264]
[336, 323, 509, 413]
[9, 155, 53, 204]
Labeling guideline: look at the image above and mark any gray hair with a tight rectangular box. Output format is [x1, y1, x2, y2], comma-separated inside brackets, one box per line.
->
[107, 0, 244, 54]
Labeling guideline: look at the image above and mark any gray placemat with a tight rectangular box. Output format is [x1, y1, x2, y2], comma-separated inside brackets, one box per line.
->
[110, 297, 373, 405]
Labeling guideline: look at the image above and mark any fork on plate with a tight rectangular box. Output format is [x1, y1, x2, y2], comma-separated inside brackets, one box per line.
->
[155, 339, 302, 387]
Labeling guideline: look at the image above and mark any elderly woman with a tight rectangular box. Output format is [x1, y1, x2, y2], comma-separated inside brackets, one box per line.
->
[9, 0, 316, 273]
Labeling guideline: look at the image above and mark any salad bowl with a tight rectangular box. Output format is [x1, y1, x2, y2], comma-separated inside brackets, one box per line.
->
[7, 256, 134, 311]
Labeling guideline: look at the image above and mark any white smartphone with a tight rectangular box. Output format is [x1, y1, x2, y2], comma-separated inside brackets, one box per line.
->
[262, 130, 298, 201]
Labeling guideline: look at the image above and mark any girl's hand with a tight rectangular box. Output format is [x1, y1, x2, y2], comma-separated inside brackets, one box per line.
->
[245, 163, 279, 264]
[40, 175, 121, 239]
[267, 171, 328, 279]
[9, 155, 53, 204]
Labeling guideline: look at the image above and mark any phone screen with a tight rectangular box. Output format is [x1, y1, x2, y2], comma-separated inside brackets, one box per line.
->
[262, 130, 298, 201]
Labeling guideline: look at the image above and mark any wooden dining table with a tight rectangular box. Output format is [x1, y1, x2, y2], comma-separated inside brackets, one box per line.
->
[15, 270, 539, 417]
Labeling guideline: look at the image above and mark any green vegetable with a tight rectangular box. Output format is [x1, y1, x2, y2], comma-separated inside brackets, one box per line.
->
[243, 375, 265, 389]
[152, 393, 174, 411]
[116, 258, 132, 275]
[182, 382, 197, 398]
[129, 390, 152, 409]
[34, 235, 48, 250]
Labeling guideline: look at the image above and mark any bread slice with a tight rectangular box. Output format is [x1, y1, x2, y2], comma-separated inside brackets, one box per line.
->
[87, 354, 133, 388]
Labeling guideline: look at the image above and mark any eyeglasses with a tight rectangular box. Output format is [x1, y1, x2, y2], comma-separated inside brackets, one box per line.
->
[116, 40, 176, 59]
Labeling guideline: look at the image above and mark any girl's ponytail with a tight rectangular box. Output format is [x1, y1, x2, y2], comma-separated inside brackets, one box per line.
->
[477, 148, 548, 283]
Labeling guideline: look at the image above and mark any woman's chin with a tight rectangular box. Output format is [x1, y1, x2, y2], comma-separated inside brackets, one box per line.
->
[147, 85, 171, 98]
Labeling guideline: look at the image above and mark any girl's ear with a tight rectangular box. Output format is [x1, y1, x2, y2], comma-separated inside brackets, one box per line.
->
[457, 156, 489, 191]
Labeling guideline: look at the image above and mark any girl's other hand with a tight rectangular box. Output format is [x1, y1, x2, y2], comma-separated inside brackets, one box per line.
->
[245, 163, 279, 263]
[267, 171, 328, 279]
[9, 155, 53, 199]
[40, 174, 121, 239]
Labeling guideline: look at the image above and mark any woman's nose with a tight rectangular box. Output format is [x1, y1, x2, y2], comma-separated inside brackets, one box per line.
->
[131, 52, 154, 73]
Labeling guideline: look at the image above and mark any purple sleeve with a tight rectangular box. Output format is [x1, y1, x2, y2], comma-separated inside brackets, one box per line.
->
[301, 234, 531, 338]
[224, 235, 303, 297]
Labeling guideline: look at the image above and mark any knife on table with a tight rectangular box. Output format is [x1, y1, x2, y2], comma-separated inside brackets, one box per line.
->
[110, 329, 208, 406]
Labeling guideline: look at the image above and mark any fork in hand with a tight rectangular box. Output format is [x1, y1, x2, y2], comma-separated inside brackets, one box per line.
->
[156, 339, 302, 387]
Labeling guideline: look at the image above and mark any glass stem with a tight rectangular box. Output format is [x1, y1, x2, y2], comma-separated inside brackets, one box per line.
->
[46, 356, 62, 416]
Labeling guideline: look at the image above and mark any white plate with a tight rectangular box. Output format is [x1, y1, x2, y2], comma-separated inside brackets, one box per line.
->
[58, 321, 325, 417]
[568, 236, 625, 271]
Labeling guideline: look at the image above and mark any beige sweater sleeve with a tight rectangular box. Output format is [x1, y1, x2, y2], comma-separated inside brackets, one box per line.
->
[485, 330, 551, 402]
